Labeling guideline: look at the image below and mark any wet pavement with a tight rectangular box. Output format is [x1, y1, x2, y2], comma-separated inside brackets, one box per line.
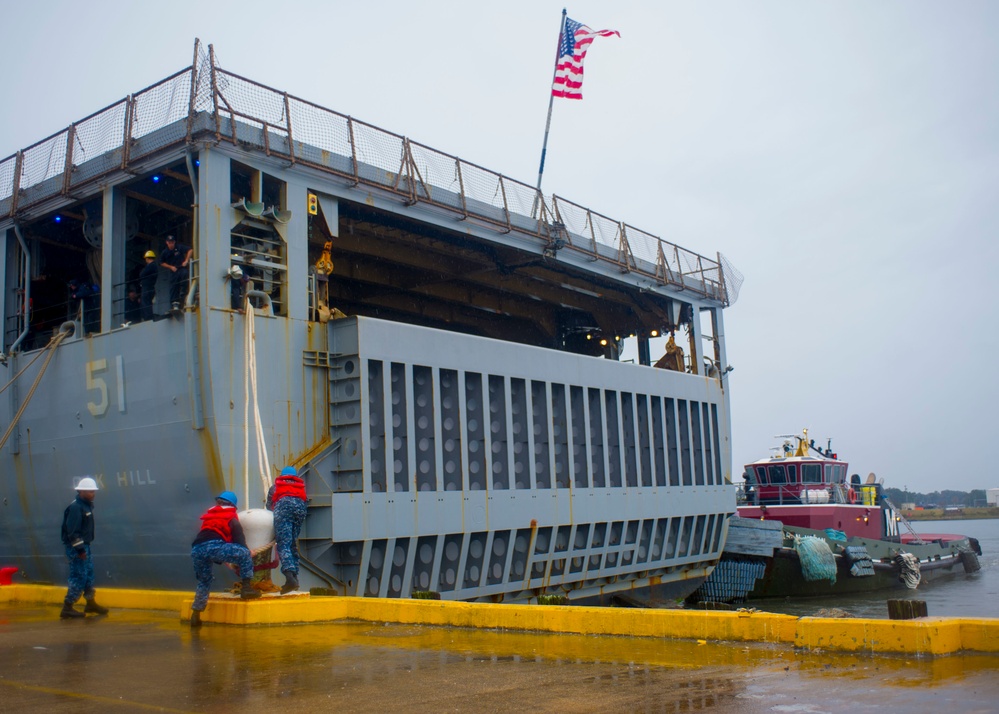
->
[2, 604, 998, 713]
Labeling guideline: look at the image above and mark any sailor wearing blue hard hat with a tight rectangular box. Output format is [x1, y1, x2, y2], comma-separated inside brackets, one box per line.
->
[188, 488, 260, 627]
[266, 466, 307, 594]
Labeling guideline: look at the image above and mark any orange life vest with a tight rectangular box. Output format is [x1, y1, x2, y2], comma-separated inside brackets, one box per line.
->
[199, 505, 238, 542]
[273, 475, 306, 503]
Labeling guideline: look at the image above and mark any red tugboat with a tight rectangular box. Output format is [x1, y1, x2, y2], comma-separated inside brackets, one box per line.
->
[689, 430, 983, 604]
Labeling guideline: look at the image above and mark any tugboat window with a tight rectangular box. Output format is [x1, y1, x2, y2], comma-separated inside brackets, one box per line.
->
[802, 464, 823, 484]
[786, 465, 798, 483]
[767, 465, 787, 484]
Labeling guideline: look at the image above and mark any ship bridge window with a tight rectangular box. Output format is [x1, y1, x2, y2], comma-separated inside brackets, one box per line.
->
[801, 463, 823, 484]
[755, 466, 767, 484]
[824, 464, 846, 483]
[766, 465, 788, 484]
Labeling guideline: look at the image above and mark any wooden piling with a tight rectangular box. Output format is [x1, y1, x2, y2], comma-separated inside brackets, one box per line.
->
[887, 599, 928, 620]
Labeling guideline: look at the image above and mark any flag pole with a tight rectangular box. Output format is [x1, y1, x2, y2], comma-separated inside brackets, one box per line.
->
[533, 8, 567, 218]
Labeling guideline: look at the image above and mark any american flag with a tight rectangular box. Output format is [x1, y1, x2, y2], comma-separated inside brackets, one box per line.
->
[551, 17, 620, 100]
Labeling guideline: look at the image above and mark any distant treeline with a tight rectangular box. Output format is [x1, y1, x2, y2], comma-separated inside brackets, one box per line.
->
[883, 487, 991, 509]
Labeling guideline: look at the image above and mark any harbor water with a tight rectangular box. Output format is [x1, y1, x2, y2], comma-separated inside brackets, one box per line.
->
[747, 518, 999, 619]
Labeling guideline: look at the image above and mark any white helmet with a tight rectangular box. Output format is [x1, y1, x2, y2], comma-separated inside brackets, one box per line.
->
[75, 477, 99, 491]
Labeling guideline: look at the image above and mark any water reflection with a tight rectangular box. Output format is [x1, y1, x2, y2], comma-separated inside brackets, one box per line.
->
[1, 606, 998, 713]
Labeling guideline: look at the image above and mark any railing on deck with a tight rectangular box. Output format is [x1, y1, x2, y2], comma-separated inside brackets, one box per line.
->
[0, 42, 742, 306]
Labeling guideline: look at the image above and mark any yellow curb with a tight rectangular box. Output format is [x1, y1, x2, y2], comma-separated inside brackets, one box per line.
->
[5, 584, 998, 655]
[0, 584, 188, 611]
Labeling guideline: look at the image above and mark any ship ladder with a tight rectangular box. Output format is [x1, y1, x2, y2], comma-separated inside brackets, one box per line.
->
[0, 326, 72, 451]
[881, 496, 925, 544]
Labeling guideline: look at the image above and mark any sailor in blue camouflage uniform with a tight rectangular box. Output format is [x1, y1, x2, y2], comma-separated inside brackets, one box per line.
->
[266, 466, 307, 594]
[189, 491, 260, 627]
[59, 477, 110, 619]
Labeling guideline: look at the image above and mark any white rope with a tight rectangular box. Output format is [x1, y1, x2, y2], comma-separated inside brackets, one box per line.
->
[0, 330, 69, 451]
[242, 302, 272, 507]
[242, 299, 251, 505]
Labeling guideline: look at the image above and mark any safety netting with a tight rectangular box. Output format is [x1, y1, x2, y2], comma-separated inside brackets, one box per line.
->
[1, 42, 742, 306]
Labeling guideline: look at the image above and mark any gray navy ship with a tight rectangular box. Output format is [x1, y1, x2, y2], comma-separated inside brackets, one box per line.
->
[1, 42, 741, 604]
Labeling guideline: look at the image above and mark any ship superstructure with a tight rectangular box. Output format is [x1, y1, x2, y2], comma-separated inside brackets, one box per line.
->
[1, 43, 741, 603]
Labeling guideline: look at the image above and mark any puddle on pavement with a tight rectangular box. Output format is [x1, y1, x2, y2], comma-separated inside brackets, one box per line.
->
[2, 604, 998, 713]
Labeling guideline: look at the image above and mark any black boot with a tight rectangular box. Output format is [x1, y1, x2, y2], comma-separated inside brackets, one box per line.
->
[60, 601, 85, 619]
[240, 578, 261, 600]
[280, 570, 299, 594]
[84, 598, 109, 615]
[190, 610, 203, 628]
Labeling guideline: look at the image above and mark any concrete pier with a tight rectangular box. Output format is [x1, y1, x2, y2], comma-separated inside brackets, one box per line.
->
[3, 600, 999, 713]
[4, 584, 999, 657]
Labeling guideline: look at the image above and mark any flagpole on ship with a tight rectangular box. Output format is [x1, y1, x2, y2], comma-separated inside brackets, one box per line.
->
[532, 8, 567, 218]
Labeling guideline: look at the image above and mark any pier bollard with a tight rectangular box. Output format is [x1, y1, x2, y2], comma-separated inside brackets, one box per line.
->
[239, 509, 280, 593]
[887, 599, 928, 620]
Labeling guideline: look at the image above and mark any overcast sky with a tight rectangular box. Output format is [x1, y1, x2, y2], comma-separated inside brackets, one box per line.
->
[3, 1, 997, 494]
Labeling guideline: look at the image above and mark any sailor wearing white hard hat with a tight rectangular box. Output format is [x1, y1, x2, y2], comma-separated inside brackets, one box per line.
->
[59, 477, 109, 618]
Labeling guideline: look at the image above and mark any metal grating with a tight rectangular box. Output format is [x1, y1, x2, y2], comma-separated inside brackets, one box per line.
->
[306, 327, 729, 601]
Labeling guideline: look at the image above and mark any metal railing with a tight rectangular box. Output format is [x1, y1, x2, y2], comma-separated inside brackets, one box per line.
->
[0, 42, 742, 306]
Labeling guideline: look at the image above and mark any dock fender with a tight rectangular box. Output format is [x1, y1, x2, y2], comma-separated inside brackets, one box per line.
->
[960, 549, 981, 573]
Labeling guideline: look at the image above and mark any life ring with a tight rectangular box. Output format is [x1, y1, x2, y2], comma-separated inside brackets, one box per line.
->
[847, 488, 857, 504]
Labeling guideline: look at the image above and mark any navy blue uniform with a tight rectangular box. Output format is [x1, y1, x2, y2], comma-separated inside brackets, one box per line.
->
[267, 475, 307, 580]
[160, 241, 191, 308]
[190, 509, 254, 612]
[61, 494, 96, 604]
[139, 261, 158, 320]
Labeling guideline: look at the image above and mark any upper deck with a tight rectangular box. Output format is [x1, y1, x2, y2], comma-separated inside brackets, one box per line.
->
[1, 48, 738, 289]
[1, 43, 741, 378]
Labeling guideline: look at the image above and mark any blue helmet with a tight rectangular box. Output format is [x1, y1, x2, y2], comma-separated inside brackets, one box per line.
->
[280, 466, 298, 477]
[216, 490, 238, 507]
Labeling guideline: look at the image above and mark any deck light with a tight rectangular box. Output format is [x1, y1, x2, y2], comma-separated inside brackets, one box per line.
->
[152, 175, 161, 183]
[599, 338, 608, 346]
[650, 330, 659, 337]
[54, 215, 62, 223]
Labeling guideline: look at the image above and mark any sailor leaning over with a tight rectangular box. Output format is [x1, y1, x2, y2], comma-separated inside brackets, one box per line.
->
[189, 491, 261, 627]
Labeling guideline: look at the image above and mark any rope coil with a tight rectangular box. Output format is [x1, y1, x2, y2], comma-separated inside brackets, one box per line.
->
[894, 552, 922, 589]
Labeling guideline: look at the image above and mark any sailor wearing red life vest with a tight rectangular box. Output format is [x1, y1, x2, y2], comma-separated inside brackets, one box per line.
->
[266, 466, 307, 594]
[189, 491, 260, 627]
